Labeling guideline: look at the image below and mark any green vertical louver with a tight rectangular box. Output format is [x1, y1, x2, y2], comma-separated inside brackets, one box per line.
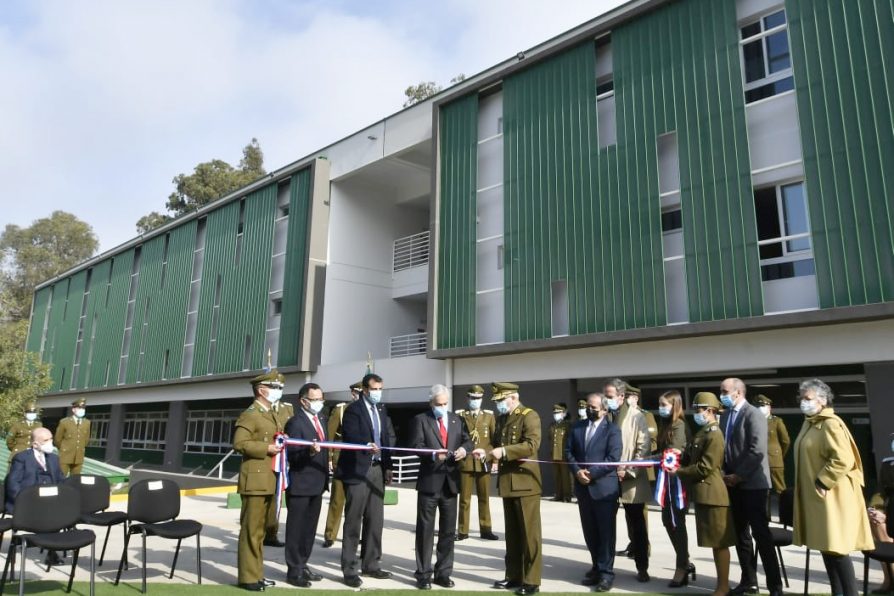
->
[787, 0, 894, 307]
[278, 169, 312, 367]
[25, 287, 51, 353]
[436, 94, 478, 349]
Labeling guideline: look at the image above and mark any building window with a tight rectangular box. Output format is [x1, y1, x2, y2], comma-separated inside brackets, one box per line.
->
[754, 181, 819, 312]
[657, 132, 688, 324]
[184, 409, 242, 454]
[121, 411, 167, 451]
[551, 280, 569, 337]
[740, 9, 794, 104]
[595, 35, 616, 148]
[88, 413, 112, 448]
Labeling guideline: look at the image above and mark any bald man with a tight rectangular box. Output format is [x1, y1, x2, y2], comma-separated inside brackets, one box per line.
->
[6, 427, 64, 513]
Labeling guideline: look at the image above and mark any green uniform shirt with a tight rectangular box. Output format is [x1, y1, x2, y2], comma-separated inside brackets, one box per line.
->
[233, 401, 285, 495]
[54, 417, 91, 465]
[457, 409, 496, 473]
[676, 421, 729, 506]
[493, 404, 542, 497]
[6, 419, 43, 460]
[767, 415, 791, 468]
[547, 419, 570, 461]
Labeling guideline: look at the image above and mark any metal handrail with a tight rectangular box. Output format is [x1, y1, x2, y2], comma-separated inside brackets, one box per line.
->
[393, 231, 430, 273]
[392, 454, 420, 484]
[207, 449, 237, 479]
[389, 332, 427, 358]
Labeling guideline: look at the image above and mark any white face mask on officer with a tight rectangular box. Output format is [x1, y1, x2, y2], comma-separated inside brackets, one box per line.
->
[759, 405, 770, 417]
[74, 408, 86, 418]
[553, 413, 564, 423]
[468, 398, 482, 410]
[265, 387, 283, 403]
[25, 412, 37, 422]
[578, 408, 587, 418]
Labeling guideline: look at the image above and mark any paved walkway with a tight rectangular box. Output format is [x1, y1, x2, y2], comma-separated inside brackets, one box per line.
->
[17, 485, 883, 592]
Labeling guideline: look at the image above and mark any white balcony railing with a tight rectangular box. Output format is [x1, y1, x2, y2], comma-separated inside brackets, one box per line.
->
[393, 231, 430, 273]
[392, 455, 420, 484]
[389, 332, 427, 358]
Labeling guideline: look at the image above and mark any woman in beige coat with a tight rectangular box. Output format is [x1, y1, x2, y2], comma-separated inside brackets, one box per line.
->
[793, 378, 873, 596]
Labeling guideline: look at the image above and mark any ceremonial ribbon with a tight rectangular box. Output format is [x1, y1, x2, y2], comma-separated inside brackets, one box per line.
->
[654, 449, 688, 527]
[520, 458, 659, 467]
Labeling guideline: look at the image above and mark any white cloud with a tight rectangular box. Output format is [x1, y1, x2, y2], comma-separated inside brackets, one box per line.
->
[0, 0, 624, 252]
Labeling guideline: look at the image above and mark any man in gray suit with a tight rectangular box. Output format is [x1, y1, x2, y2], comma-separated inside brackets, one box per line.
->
[719, 378, 783, 596]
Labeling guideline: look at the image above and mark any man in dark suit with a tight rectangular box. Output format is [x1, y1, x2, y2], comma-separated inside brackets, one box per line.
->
[335, 373, 396, 588]
[6, 426, 64, 513]
[719, 378, 782, 596]
[565, 392, 623, 593]
[410, 384, 473, 590]
[284, 382, 330, 587]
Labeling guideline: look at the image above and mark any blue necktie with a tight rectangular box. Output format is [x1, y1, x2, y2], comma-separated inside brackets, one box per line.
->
[371, 404, 381, 461]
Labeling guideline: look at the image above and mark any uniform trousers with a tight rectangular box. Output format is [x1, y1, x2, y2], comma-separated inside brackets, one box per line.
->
[238, 494, 274, 584]
[503, 494, 542, 586]
[341, 463, 385, 577]
[414, 485, 457, 581]
[728, 487, 782, 589]
[458, 471, 492, 534]
[61, 462, 83, 476]
[324, 477, 346, 541]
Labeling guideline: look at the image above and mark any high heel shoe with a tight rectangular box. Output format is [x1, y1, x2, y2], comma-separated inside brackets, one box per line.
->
[668, 567, 692, 588]
[688, 563, 697, 581]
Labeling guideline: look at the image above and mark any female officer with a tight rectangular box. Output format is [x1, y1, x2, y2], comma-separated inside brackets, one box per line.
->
[670, 392, 735, 596]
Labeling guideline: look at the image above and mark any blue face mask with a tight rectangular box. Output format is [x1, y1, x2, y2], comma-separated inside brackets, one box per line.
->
[367, 390, 382, 405]
[432, 405, 448, 418]
[719, 394, 734, 408]
[694, 412, 708, 426]
[495, 401, 510, 415]
[658, 406, 672, 418]
[606, 398, 620, 411]
[468, 398, 482, 411]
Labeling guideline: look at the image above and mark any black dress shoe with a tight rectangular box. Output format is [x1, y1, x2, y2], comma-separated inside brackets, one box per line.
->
[239, 582, 265, 592]
[515, 585, 539, 595]
[263, 538, 286, 547]
[493, 579, 522, 589]
[456, 533, 469, 541]
[582, 576, 600, 586]
[594, 580, 613, 592]
[363, 569, 392, 579]
[302, 569, 323, 582]
[481, 531, 499, 540]
[416, 579, 432, 590]
[344, 576, 363, 588]
[768, 588, 785, 596]
[434, 576, 455, 588]
[260, 579, 275, 587]
[636, 570, 650, 582]
[322, 539, 334, 548]
[731, 584, 759, 595]
[616, 543, 631, 556]
[287, 578, 312, 588]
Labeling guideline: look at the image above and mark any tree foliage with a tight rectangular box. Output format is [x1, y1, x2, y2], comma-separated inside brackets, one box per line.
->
[403, 74, 467, 107]
[0, 211, 98, 322]
[136, 138, 267, 234]
[0, 320, 52, 433]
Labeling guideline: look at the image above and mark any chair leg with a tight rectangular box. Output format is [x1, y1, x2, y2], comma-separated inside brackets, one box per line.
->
[196, 533, 202, 585]
[98, 526, 112, 567]
[170, 538, 182, 579]
[114, 529, 133, 586]
[777, 545, 789, 588]
[804, 548, 810, 596]
[89, 541, 95, 596]
[141, 530, 147, 595]
[0, 539, 16, 594]
[864, 554, 869, 596]
[18, 539, 27, 596]
[66, 548, 80, 593]
[122, 523, 129, 570]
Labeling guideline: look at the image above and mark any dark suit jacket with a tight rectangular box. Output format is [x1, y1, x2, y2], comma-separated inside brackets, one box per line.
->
[335, 397, 396, 484]
[565, 418, 622, 501]
[5, 449, 64, 513]
[720, 400, 771, 490]
[284, 410, 330, 496]
[410, 411, 473, 495]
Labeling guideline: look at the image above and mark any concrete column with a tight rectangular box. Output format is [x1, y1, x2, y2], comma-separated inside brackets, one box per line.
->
[865, 361, 894, 474]
[163, 401, 188, 471]
[104, 404, 126, 464]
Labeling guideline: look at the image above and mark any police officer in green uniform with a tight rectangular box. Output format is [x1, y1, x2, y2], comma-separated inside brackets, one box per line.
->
[473, 382, 542, 596]
[322, 380, 361, 548]
[755, 395, 790, 494]
[548, 403, 572, 502]
[577, 399, 588, 422]
[457, 385, 498, 540]
[54, 398, 90, 475]
[234, 369, 287, 592]
[7, 402, 42, 462]
[262, 379, 293, 548]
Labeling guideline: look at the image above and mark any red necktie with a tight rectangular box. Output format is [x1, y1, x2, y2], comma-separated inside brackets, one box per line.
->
[312, 415, 324, 441]
[438, 417, 448, 447]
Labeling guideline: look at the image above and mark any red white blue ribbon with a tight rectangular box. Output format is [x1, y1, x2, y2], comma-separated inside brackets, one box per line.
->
[655, 449, 688, 526]
[521, 458, 659, 467]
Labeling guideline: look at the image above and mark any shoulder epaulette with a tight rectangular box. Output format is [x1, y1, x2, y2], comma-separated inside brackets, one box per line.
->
[246, 405, 257, 412]
[456, 409, 465, 415]
[335, 402, 348, 409]
[483, 409, 494, 414]
[518, 407, 533, 416]
[706, 426, 717, 432]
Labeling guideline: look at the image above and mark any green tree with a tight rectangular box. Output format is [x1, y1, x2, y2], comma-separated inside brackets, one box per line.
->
[0, 320, 52, 432]
[403, 74, 467, 108]
[0, 211, 98, 322]
[136, 138, 267, 233]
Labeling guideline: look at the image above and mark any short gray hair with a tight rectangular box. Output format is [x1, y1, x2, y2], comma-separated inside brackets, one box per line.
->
[429, 384, 450, 400]
[605, 378, 626, 396]
[799, 378, 834, 406]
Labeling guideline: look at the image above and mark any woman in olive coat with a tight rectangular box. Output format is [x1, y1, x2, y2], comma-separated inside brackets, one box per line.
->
[671, 392, 735, 596]
[655, 391, 694, 587]
[793, 379, 873, 596]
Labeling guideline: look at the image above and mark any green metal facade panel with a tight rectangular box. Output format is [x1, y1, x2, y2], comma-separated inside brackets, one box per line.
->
[48, 270, 87, 390]
[25, 287, 51, 353]
[72, 259, 111, 389]
[787, 0, 894, 307]
[278, 169, 312, 367]
[436, 94, 478, 349]
[85, 249, 133, 388]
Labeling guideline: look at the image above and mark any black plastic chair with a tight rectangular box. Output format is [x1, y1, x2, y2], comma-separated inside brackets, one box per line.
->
[0, 484, 95, 596]
[863, 500, 894, 596]
[769, 488, 795, 588]
[63, 475, 127, 566]
[0, 482, 13, 548]
[113, 479, 202, 593]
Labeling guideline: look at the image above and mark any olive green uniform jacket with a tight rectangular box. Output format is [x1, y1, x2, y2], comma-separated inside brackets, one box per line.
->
[767, 415, 790, 492]
[458, 409, 496, 473]
[492, 405, 542, 496]
[6, 419, 42, 461]
[54, 417, 90, 466]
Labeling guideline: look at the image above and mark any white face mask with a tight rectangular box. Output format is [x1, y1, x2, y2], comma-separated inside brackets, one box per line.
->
[800, 399, 820, 416]
[265, 388, 283, 403]
[626, 397, 638, 409]
[578, 408, 587, 418]
[759, 405, 770, 417]
[74, 408, 86, 418]
[890, 439, 894, 454]
[306, 400, 324, 414]
[25, 412, 38, 422]
[468, 398, 482, 410]
[39, 442, 54, 454]
[553, 413, 564, 423]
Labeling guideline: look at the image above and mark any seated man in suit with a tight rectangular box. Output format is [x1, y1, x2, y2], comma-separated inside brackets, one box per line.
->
[410, 384, 473, 590]
[565, 392, 623, 593]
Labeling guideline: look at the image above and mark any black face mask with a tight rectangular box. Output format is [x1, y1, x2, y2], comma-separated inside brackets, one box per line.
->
[586, 409, 601, 422]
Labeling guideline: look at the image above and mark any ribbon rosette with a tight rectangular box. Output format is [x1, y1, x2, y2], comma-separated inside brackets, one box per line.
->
[661, 448, 681, 473]
[654, 448, 687, 524]
[272, 432, 290, 522]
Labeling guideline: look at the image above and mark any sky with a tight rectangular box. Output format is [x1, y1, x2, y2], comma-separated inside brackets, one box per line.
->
[0, 0, 627, 253]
